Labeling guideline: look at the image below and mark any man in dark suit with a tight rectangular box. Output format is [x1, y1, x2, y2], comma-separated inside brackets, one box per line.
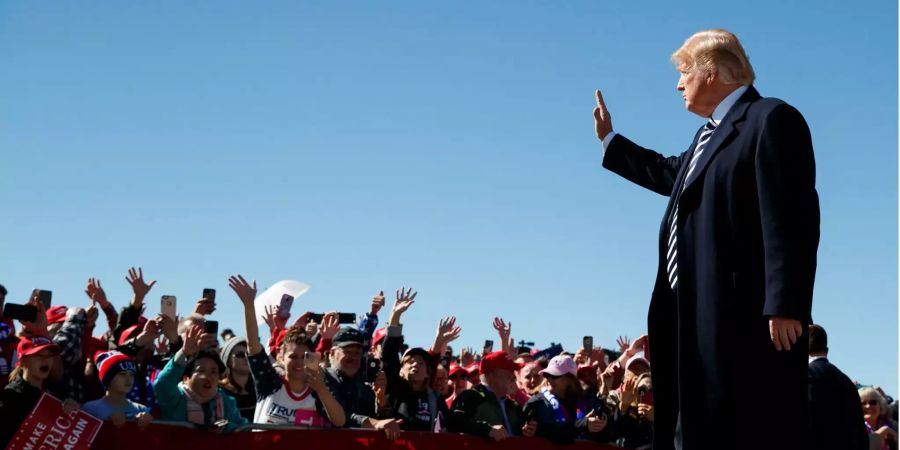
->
[593, 29, 820, 450]
[807, 324, 869, 450]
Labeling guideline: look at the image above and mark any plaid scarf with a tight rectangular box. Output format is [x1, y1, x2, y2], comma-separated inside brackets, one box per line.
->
[181, 382, 225, 426]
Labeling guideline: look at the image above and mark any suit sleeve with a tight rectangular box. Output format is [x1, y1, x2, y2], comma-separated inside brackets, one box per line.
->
[602, 133, 694, 197]
[755, 103, 820, 322]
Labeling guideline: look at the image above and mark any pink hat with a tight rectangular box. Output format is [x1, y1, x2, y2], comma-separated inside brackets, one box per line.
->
[540, 355, 577, 377]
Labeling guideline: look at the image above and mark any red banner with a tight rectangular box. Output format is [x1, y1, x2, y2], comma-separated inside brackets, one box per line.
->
[5, 394, 103, 450]
[93, 422, 625, 450]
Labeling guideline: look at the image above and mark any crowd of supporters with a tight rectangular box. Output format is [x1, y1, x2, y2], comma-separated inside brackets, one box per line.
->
[0, 268, 895, 449]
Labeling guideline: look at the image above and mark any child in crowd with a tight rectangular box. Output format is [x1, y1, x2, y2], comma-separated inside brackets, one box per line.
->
[0, 336, 79, 447]
[82, 351, 153, 428]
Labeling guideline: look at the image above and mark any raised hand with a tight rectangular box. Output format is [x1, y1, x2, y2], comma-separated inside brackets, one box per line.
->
[460, 347, 475, 367]
[136, 318, 162, 347]
[388, 287, 417, 326]
[158, 314, 179, 341]
[631, 335, 648, 354]
[393, 287, 417, 313]
[437, 316, 461, 343]
[370, 291, 386, 316]
[193, 298, 216, 316]
[228, 275, 257, 307]
[432, 316, 461, 355]
[85, 278, 109, 308]
[319, 312, 340, 340]
[126, 267, 157, 302]
[616, 336, 631, 354]
[261, 305, 281, 333]
[182, 325, 203, 357]
[769, 317, 802, 352]
[22, 290, 49, 337]
[593, 89, 613, 140]
[492, 317, 512, 344]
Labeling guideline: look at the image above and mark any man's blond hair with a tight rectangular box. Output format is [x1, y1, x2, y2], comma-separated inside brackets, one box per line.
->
[672, 29, 755, 85]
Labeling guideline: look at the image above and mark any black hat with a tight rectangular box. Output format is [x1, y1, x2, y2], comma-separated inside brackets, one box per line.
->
[402, 347, 434, 369]
[333, 327, 364, 348]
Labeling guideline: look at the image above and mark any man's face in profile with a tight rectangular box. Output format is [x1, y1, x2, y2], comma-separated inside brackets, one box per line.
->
[677, 64, 716, 117]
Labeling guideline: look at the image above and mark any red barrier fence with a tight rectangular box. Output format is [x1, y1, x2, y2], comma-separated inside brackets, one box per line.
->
[92, 422, 625, 450]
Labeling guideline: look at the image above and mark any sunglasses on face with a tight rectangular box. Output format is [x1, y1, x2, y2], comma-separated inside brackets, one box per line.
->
[862, 399, 880, 407]
[232, 351, 247, 358]
[449, 375, 465, 381]
[543, 374, 561, 380]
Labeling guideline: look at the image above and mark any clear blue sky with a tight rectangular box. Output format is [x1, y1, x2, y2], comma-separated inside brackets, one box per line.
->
[1, 2, 896, 394]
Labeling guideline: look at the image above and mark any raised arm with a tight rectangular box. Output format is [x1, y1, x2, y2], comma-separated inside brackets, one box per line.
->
[595, 89, 692, 196]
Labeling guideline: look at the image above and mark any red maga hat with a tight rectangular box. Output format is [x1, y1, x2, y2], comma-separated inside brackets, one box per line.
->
[17, 335, 61, 361]
[479, 351, 522, 375]
[45, 306, 68, 325]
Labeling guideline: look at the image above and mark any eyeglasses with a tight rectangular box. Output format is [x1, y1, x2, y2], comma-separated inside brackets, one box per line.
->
[861, 399, 880, 407]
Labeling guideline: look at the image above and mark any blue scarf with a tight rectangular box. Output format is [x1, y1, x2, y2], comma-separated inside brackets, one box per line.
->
[541, 387, 586, 424]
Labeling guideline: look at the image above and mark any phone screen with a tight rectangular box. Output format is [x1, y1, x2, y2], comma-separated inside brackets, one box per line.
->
[38, 290, 52, 309]
[202, 288, 216, 301]
[308, 313, 324, 323]
[337, 312, 356, 324]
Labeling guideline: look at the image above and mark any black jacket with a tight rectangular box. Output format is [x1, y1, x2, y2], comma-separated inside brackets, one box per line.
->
[382, 326, 448, 432]
[0, 377, 44, 448]
[808, 357, 869, 450]
[323, 366, 376, 428]
[447, 385, 525, 438]
[603, 86, 819, 450]
[523, 389, 614, 444]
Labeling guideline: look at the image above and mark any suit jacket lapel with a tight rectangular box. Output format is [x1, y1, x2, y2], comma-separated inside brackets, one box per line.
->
[681, 86, 761, 196]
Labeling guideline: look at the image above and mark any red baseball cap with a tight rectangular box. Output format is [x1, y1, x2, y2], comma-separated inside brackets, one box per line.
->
[45, 306, 68, 325]
[464, 362, 480, 375]
[16, 336, 61, 361]
[448, 363, 466, 378]
[118, 324, 142, 346]
[479, 351, 522, 375]
[371, 328, 387, 349]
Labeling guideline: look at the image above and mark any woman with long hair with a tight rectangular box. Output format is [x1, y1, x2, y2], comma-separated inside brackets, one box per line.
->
[523, 355, 613, 444]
